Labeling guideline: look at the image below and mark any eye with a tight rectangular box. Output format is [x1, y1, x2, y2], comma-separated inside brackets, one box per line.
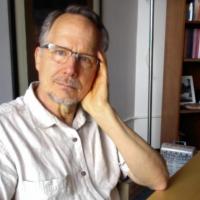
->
[53, 49, 67, 57]
[79, 55, 92, 63]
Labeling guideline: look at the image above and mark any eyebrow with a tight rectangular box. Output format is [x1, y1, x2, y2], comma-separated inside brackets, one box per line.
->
[48, 43, 98, 58]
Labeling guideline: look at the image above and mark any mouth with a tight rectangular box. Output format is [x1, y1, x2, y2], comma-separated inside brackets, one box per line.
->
[56, 81, 77, 91]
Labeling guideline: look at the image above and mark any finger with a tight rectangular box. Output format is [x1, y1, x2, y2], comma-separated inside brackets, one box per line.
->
[97, 51, 108, 76]
[97, 51, 107, 65]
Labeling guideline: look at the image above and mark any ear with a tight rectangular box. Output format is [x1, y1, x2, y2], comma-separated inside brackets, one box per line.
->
[34, 47, 41, 71]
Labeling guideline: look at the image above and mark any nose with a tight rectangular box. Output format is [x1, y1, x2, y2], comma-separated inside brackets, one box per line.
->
[62, 56, 78, 77]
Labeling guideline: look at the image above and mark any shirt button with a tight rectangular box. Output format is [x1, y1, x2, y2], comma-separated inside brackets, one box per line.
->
[72, 138, 78, 142]
[81, 171, 86, 176]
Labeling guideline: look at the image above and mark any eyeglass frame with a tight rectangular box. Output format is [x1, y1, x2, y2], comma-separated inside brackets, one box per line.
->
[40, 43, 100, 69]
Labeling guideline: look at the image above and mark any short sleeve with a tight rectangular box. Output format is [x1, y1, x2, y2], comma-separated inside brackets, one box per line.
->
[0, 141, 17, 200]
[118, 151, 129, 180]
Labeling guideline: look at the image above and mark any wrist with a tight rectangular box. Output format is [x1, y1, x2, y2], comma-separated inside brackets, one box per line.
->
[91, 103, 114, 120]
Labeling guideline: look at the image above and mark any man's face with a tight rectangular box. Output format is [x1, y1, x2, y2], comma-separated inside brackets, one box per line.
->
[35, 14, 100, 107]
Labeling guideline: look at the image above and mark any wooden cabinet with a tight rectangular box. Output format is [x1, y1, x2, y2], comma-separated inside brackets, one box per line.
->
[161, 0, 200, 149]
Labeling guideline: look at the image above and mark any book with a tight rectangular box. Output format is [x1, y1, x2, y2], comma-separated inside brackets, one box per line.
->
[184, 29, 194, 58]
[192, 29, 200, 58]
[194, 0, 200, 20]
[186, 1, 194, 21]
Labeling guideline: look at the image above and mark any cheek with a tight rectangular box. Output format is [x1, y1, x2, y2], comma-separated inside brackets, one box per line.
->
[38, 67, 49, 83]
[37, 61, 56, 83]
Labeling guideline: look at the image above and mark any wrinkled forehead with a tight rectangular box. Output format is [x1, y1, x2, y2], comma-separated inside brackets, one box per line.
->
[51, 13, 97, 30]
[46, 13, 100, 51]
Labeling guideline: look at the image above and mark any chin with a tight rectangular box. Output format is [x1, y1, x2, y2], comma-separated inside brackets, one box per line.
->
[48, 92, 80, 106]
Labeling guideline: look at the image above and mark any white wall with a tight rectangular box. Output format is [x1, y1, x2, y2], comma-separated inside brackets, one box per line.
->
[103, 0, 167, 148]
[0, 0, 13, 103]
[134, 0, 166, 148]
[102, 0, 138, 129]
[15, 0, 29, 95]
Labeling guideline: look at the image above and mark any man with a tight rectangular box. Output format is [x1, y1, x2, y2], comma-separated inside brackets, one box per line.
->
[0, 5, 168, 200]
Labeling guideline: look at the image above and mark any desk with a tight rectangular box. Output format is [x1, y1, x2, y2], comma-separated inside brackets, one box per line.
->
[148, 152, 200, 200]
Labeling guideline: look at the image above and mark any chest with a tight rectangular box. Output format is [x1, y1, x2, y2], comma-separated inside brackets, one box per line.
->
[8, 123, 120, 184]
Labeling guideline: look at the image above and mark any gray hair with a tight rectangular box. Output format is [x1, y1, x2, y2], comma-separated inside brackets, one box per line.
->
[39, 5, 109, 51]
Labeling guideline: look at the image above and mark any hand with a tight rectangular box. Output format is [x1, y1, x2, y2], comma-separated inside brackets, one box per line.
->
[81, 51, 110, 116]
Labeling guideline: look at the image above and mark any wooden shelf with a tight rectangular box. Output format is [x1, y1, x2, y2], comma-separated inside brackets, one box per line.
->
[185, 20, 200, 28]
[180, 109, 200, 114]
[186, 20, 200, 24]
[184, 59, 200, 63]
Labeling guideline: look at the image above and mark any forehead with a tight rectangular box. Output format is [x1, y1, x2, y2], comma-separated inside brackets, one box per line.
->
[46, 13, 100, 51]
[53, 13, 96, 28]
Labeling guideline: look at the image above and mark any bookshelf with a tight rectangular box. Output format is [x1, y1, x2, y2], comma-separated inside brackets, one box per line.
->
[161, 0, 200, 149]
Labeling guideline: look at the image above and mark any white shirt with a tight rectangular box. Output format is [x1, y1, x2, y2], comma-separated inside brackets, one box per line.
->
[0, 83, 128, 200]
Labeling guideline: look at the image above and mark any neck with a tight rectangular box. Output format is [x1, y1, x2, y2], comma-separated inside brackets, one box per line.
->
[58, 103, 77, 126]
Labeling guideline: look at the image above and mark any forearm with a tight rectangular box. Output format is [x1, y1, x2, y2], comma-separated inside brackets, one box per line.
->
[91, 105, 169, 190]
[81, 51, 168, 190]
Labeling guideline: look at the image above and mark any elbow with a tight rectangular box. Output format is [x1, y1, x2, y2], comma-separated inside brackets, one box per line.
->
[153, 173, 169, 191]
[154, 179, 168, 191]
[153, 159, 170, 191]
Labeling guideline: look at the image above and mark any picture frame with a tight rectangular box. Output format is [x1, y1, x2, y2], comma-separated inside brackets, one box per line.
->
[180, 75, 196, 105]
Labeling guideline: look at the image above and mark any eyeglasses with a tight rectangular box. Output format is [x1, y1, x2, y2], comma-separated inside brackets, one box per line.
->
[41, 43, 99, 69]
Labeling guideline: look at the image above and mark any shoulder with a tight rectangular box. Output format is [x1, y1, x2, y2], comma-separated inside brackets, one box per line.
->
[0, 96, 25, 118]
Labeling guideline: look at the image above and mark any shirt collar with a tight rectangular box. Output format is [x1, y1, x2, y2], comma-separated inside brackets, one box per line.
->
[24, 82, 87, 130]
[72, 106, 87, 130]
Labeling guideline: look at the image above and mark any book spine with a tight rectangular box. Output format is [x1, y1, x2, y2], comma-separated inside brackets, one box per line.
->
[188, 2, 194, 21]
[194, 0, 200, 20]
[192, 29, 198, 58]
[185, 29, 192, 58]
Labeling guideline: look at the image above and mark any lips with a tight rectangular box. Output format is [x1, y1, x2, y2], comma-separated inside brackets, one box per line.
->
[58, 82, 76, 90]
